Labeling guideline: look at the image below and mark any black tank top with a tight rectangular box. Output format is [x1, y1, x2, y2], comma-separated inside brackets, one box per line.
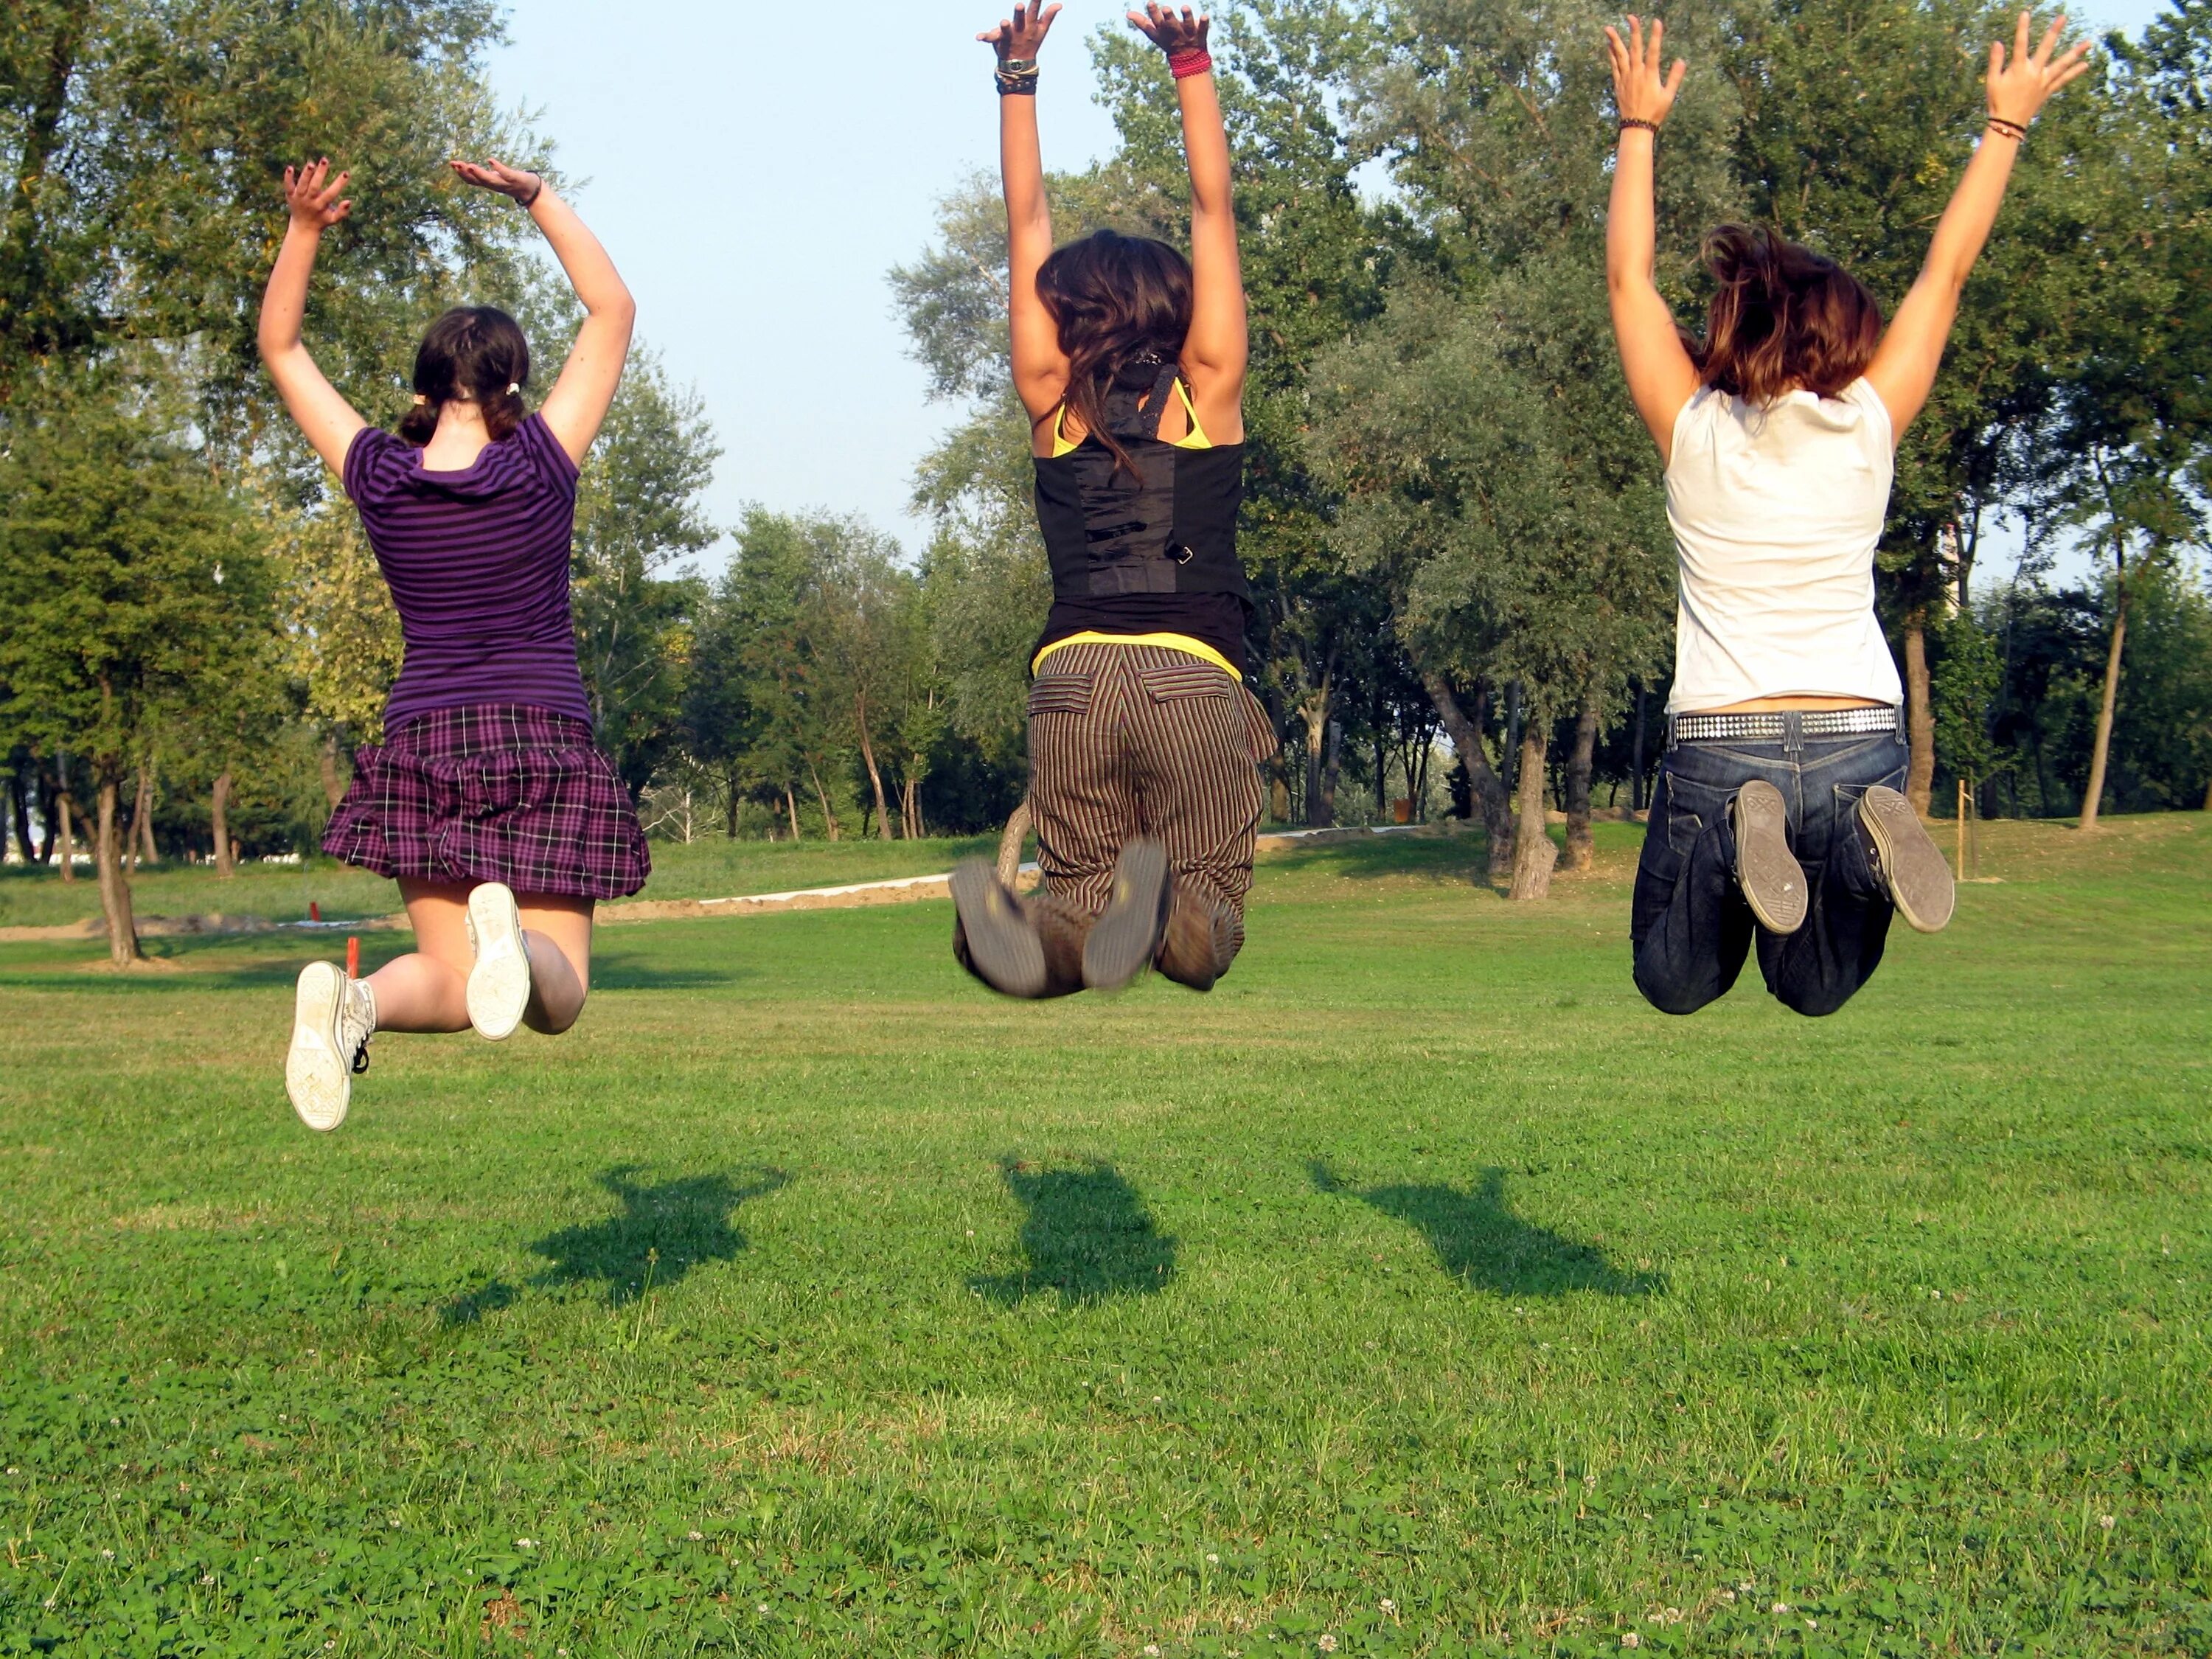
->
[1032, 362, 1253, 673]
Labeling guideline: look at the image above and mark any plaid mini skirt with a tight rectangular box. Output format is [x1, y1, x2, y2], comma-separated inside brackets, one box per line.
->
[323, 703, 651, 900]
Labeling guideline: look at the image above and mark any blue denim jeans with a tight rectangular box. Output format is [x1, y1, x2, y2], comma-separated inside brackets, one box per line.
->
[1630, 724, 1908, 1018]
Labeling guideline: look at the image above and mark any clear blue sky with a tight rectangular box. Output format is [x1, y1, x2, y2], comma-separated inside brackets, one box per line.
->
[491, 0, 2174, 573]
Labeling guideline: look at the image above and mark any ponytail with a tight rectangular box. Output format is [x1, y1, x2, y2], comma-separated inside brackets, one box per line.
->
[400, 305, 532, 447]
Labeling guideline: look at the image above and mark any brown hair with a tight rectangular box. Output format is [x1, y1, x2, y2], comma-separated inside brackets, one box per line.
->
[1035, 229, 1193, 476]
[397, 305, 530, 446]
[1691, 226, 1883, 406]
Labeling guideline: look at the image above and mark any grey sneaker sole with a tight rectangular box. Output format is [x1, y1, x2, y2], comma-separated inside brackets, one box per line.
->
[285, 961, 352, 1133]
[950, 860, 1048, 998]
[1731, 779, 1809, 935]
[465, 882, 532, 1041]
[1860, 785, 1956, 933]
[1082, 840, 1170, 992]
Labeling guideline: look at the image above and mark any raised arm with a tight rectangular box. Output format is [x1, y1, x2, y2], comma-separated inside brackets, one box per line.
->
[1603, 17, 1699, 464]
[1130, 4, 1247, 437]
[257, 160, 369, 476]
[451, 159, 639, 467]
[1863, 13, 2090, 435]
[981, 5, 1068, 424]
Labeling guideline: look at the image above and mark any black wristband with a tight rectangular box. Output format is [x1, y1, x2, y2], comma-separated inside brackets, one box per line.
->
[996, 70, 1040, 96]
[518, 177, 543, 208]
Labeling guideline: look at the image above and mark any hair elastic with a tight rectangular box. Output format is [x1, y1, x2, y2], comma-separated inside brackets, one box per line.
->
[506, 382, 520, 394]
[1168, 49, 1213, 80]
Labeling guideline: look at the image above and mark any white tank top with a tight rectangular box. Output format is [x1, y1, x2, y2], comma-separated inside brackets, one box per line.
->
[1663, 378, 1905, 714]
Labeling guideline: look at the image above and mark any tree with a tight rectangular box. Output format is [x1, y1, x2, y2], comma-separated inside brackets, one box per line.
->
[2028, 0, 2212, 827]
[0, 382, 250, 962]
[569, 351, 720, 796]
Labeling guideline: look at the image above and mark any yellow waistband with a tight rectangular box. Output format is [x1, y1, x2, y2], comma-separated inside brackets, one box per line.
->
[1031, 631, 1240, 681]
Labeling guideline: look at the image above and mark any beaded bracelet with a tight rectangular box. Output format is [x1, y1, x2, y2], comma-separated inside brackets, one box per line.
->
[1618, 117, 1660, 138]
[1985, 115, 2028, 143]
[1168, 49, 1214, 80]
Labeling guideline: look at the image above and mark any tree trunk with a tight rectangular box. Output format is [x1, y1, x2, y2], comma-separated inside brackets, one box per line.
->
[212, 770, 236, 877]
[902, 764, 928, 840]
[807, 763, 841, 841]
[4, 768, 27, 865]
[1507, 725, 1557, 902]
[855, 697, 894, 841]
[724, 772, 742, 839]
[129, 768, 154, 869]
[2202, 774, 2211, 813]
[56, 790, 77, 883]
[996, 797, 1032, 888]
[1630, 685, 1647, 812]
[35, 767, 57, 862]
[1301, 677, 1335, 827]
[1321, 719, 1343, 826]
[1565, 699, 1599, 872]
[2079, 582, 2129, 832]
[1421, 669, 1513, 882]
[1503, 681, 1525, 797]
[94, 777, 142, 966]
[785, 786, 802, 841]
[319, 732, 347, 809]
[1902, 617, 1935, 816]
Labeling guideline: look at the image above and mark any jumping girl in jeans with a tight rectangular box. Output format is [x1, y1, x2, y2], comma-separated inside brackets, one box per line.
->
[1604, 12, 2090, 1016]
[950, 4, 1277, 1000]
[260, 156, 647, 1129]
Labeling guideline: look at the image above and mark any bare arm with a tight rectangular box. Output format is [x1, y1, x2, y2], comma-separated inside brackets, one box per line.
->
[981, 5, 1068, 425]
[1131, 4, 1247, 439]
[1864, 12, 2091, 434]
[1603, 17, 1699, 465]
[451, 159, 637, 466]
[257, 160, 369, 477]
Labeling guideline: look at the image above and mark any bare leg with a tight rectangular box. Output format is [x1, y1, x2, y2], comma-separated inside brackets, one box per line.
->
[516, 894, 594, 1034]
[364, 880, 473, 1032]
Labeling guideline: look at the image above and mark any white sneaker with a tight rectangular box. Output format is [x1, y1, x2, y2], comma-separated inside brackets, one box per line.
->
[285, 961, 374, 1133]
[465, 882, 533, 1041]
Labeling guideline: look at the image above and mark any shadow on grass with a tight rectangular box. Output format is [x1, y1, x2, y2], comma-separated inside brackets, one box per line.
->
[588, 950, 756, 992]
[442, 1164, 788, 1323]
[1312, 1163, 1661, 1298]
[972, 1158, 1176, 1306]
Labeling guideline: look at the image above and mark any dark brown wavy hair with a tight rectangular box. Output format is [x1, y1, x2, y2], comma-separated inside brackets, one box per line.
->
[397, 305, 530, 446]
[1035, 229, 1193, 476]
[1690, 226, 1883, 407]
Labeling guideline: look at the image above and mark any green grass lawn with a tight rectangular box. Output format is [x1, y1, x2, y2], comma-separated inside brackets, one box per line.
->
[1, 818, 2207, 1655]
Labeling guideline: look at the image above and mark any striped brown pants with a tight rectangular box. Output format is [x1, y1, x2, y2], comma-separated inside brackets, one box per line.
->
[1026, 644, 1278, 983]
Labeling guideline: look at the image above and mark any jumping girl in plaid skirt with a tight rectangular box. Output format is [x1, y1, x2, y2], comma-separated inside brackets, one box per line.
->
[951, 4, 1279, 1001]
[259, 154, 647, 1130]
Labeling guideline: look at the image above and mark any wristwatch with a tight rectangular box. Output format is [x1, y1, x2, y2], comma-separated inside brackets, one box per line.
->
[1001, 58, 1038, 74]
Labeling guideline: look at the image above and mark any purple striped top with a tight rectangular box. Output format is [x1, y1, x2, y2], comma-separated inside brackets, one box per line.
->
[342, 413, 592, 731]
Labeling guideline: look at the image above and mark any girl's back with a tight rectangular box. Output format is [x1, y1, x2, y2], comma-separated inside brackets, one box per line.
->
[1663, 380, 1900, 712]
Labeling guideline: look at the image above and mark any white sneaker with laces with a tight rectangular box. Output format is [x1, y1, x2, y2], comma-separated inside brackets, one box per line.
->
[465, 881, 533, 1041]
[285, 961, 374, 1133]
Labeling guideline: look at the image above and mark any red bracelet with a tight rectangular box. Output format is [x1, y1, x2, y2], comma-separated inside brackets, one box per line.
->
[1169, 49, 1213, 80]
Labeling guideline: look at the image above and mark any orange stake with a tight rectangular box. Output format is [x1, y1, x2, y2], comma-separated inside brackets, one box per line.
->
[347, 936, 360, 978]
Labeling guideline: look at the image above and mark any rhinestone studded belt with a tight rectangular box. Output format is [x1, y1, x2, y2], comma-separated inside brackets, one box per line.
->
[1670, 705, 1900, 743]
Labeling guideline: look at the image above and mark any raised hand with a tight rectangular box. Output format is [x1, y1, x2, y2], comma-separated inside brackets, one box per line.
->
[1604, 15, 1688, 128]
[1127, 3, 1210, 53]
[978, 2, 1061, 60]
[448, 157, 543, 204]
[282, 159, 352, 232]
[1986, 12, 2093, 126]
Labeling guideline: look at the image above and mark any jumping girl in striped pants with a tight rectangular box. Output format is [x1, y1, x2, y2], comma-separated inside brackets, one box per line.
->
[259, 155, 647, 1129]
[953, 3, 1279, 1001]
